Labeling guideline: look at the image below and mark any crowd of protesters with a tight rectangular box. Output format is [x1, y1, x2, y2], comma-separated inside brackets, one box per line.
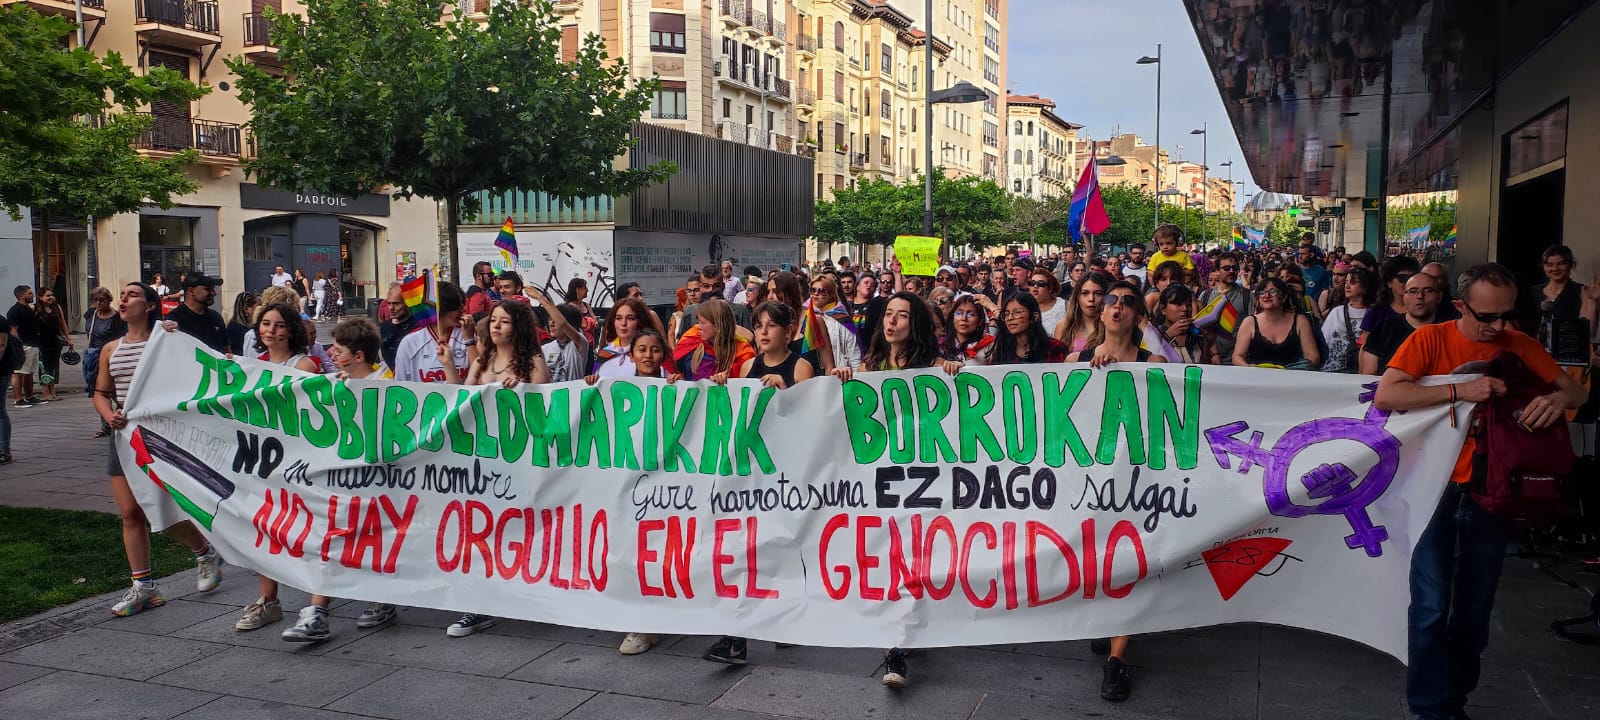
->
[56, 229, 1600, 718]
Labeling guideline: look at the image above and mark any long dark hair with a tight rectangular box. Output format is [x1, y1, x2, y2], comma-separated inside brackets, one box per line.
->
[1345, 267, 1379, 307]
[475, 300, 541, 382]
[863, 291, 940, 370]
[940, 295, 989, 356]
[1377, 255, 1421, 307]
[991, 292, 1051, 365]
[1254, 277, 1297, 316]
[253, 302, 309, 355]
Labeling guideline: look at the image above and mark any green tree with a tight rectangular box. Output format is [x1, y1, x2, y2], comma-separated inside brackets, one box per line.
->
[813, 171, 1010, 253]
[1266, 211, 1300, 246]
[229, 0, 675, 282]
[927, 173, 1010, 249]
[1386, 197, 1456, 244]
[1000, 194, 1071, 249]
[0, 6, 205, 223]
[1096, 183, 1157, 249]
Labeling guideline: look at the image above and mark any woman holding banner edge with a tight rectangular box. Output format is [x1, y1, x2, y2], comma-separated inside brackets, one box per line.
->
[830, 291, 963, 688]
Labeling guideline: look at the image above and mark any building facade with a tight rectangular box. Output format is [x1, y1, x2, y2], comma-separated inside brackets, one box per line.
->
[1003, 93, 1079, 201]
[14, 0, 442, 329]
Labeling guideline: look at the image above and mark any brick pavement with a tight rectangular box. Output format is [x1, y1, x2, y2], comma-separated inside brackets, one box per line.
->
[2, 396, 1598, 719]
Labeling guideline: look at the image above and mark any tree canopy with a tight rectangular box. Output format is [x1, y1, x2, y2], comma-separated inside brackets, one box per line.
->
[813, 171, 1010, 251]
[229, 0, 676, 282]
[0, 6, 205, 221]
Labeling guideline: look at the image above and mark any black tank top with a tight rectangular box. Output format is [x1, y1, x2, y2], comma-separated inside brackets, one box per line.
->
[1245, 314, 1303, 366]
[749, 351, 802, 386]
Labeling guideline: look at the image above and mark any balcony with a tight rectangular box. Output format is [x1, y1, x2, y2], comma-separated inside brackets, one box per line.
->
[772, 78, 791, 101]
[751, 10, 769, 37]
[849, 153, 866, 173]
[2, 0, 104, 19]
[115, 112, 242, 163]
[797, 35, 816, 56]
[134, 0, 220, 52]
[552, 0, 580, 15]
[796, 87, 815, 108]
[714, 121, 748, 145]
[719, 0, 749, 28]
[771, 19, 786, 45]
[797, 144, 816, 159]
[241, 12, 278, 56]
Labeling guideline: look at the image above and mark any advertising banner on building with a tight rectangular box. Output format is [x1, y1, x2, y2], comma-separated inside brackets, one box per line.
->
[614, 230, 798, 305]
[121, 331, 1469, 661]
[456, 228, 615, 308]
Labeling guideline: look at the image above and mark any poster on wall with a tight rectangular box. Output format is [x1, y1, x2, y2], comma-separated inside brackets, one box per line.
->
[395, 252, 417, 281]
[457, 228, 615, 309]
[614, 230, 799, 305]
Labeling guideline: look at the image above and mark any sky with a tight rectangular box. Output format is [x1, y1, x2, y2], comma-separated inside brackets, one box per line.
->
[994, 0, 1261, 209]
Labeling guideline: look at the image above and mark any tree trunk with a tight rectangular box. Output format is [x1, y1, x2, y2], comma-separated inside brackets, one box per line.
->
[437, 196, 459, 285]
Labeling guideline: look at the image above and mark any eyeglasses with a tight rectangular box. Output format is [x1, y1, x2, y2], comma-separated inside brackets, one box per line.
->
[1103, 294, 1139, 308]
[1259, 289, 1283, 298]
[1028, 280, 1051, 288]
[1460, 302, 1514, 325]
[810, 287, 828, 296]
[1403, 287, 1439, 297]
[952, 310, 979, 319]
[1002, 309, 1032, 319]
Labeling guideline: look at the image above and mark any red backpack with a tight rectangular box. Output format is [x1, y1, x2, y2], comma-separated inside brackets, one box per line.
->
[1468, 351, 1576, 522]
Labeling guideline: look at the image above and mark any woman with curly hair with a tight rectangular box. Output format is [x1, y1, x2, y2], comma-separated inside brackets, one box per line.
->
[465, 300, 550, 387]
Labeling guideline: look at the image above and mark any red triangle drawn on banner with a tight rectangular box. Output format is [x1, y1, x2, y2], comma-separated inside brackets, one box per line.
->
[1201, 537, 1293, 601]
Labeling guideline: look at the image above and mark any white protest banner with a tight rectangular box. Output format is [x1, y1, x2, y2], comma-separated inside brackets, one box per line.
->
[120, 331, 1470, 661]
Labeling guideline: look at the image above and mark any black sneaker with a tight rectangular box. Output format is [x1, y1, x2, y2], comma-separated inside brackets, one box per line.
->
[881, 648, 909, 688]
[1089, 638, 1110, 656]
[14, 399, 34, 408]
[1100, 657, 1131, 702]
[702, 636, 748, 665]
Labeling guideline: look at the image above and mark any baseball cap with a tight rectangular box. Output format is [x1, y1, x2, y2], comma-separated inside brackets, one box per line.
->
[936, 265, 956, 277]
[183, 272, 224, 289]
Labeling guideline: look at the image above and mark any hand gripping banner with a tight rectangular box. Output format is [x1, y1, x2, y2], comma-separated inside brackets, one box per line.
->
[120, 331, 1472, 660]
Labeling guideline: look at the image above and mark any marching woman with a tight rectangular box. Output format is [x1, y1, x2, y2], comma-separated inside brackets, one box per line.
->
[591, 298, 665, 378]
[807, 275, 861, 372]
[1233, 277, 1321, 369]
[464, 300, 551, 387]
[700, 301, 816, 665]
[672, 298, 755, 381]
[235, 303, 323, 632]
[591, 328, 682, 655]
[1065, 279, 1166, 704]
[991, 292, 1069, 364]
[1154, 284, 1209, 365]
[941, 295, 994, 364]
[830, 291, 963, 689]
[1053, 272, 1110, 354]
[98, 283, 225, 617]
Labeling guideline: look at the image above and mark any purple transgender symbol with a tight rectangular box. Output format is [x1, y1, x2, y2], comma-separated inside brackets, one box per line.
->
[1204, 403, 1402, 557]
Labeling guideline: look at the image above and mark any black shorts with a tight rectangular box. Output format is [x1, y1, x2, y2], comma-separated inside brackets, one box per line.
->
[107, 433, 124, 476]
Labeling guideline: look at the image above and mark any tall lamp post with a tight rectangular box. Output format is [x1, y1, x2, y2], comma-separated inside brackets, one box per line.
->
[1137, 46, 1162, 228]
[1189, 123, 1207, 245]
[922, 0, 986, 238]
[1218, 159, 1234, 214]
[77, 0, 99, 300]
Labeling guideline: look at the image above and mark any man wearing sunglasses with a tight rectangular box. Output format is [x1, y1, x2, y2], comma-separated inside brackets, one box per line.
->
[1375, 264, 1587, 720]
[1198, 252, 1251, 364]
[464, 261, 499, 317]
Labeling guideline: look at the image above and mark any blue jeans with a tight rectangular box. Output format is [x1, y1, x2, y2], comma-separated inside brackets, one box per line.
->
[1407, 483, 1507, 718]
[82, 346, 101, 397]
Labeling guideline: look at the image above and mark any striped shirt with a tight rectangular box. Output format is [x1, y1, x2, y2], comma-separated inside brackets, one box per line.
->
[108, 339, 148, 407]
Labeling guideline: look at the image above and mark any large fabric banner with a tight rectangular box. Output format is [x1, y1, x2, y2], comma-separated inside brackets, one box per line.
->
[120, 331, 1472, 661]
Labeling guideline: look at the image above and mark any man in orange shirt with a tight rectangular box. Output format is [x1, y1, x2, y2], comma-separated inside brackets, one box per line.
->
[1375, 264, 1586, 720]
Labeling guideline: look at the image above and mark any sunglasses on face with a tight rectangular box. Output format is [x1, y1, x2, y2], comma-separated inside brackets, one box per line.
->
[1461, 302, 1514, 325]
[1029, 280, 1051, 288]
[1103, 294, 1139, 308]
[1259, 289, 1283, 298]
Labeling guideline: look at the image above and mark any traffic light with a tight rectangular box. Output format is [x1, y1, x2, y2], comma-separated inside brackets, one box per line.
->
[1318, 219, 1332, 233]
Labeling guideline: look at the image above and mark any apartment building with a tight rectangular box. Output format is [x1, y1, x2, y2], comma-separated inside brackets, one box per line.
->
[1077, 133, 1173, 197]
[1004, 93, 1080, 201]
[12, 0, 442, 329]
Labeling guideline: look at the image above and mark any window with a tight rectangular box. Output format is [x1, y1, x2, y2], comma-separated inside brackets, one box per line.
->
[1013, 149, 1022, 164]
[1027, 150, 1033, 164]
[881, 44, 893, 74]
[1013, 179, 1022, 192]
[649, 13, 685, 53]
[834, 72, 844, 102]
[561, 25, 578, 63]
[834, 21, 845, 51]
[1026, 179, 1033, 194]
[835, 174, 845, 190]
[983, 90, 997, 115]
[834, 122, 845, 150]
[1014, 120, 1022, 135]
[722, 98, 731, 118]
[1027, 121, 1033, 135]
[881, 136, 891, 165]
[984, 23, 1000, 53]
[651, 81, 687, 119]
[746, 104, 754, 124]
[983, 121, 997, 148]
[881, 89, 891, 119]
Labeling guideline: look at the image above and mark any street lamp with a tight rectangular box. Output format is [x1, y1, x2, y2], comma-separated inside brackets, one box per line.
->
[921, 52, 986, 238]
[1190, 123, 1207, 245]
[1137, 46, 1162, 228]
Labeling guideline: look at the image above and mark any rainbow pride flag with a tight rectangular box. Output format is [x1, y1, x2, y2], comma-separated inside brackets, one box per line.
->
[1196, 292, 1241, 337]
[798, 302, 830, 355]
[402, 269, 438, 327]
[1232, 226, 1247, 250]
[494, 217, 519, 266]
[1442, 224, 1457, 248]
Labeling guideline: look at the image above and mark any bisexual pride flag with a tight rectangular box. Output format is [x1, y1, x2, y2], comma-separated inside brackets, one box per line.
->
[494, 217, 520, 267]
[1067, 161, 1111, 243]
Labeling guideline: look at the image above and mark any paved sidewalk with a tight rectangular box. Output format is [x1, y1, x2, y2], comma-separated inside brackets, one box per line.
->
[3, 397, 1598, 720]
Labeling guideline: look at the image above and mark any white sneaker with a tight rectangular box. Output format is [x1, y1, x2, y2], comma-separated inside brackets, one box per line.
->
[235, 598, 284, 631]
[195, 551, 223, 593]
[111, 582, 165, 617]
[619, 633, 659, 655]
[355, 602, 398, 629]
[281, 606, 331, 643]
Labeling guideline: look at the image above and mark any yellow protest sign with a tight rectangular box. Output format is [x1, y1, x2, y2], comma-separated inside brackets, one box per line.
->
[893, 235, 943, 277]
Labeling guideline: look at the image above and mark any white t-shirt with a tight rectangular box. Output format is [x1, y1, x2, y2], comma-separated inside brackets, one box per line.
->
[271, 272, 293, 288]
[593, 353, 636, 378]
[1320, 305, 1368, 373]
[394, 326, 470, 384]
[542, 337, 590, 383]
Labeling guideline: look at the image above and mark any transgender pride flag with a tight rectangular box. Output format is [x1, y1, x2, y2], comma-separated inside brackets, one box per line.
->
[1067, 161, 1111, 243]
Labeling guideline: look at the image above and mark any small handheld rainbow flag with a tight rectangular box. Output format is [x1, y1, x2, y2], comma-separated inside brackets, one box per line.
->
[494, 217, 519, 266]
[1195, 293, 1241, 337]
[401, 268, 438, 327]
[798, 303, 830, 354]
